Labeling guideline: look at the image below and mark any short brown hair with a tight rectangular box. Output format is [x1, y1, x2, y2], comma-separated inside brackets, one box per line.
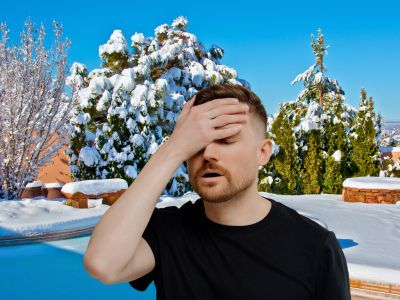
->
[193, 83, 268, 140]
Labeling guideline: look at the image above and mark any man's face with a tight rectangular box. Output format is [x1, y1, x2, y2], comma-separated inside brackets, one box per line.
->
[186, 103, 272, 204]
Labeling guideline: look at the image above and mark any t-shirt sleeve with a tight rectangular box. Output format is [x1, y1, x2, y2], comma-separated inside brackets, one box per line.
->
[128, 207, 161, 291]
[314, 230, 351, 300]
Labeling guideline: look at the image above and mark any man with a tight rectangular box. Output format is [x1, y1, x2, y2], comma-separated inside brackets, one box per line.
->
[83, 83, 351, 299]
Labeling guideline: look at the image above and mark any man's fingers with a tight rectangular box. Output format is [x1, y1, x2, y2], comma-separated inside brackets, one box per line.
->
[178, 96, 196, 122]
[202, 98, 239, 111]
[184, 96, 196, 111]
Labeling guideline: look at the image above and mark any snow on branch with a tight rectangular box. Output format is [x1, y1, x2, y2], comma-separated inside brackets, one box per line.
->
[0, 19, 72, 200]
[291, 64, 316, 85]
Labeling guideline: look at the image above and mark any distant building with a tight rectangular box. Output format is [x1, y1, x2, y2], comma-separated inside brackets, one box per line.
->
[380, 146, 400, 165]
[36, 132, 72, 184]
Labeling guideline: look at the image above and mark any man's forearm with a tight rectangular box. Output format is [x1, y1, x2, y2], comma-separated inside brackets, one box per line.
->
[83, 139, 184, 279]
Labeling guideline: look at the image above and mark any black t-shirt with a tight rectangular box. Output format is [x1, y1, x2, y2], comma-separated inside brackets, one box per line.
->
[129, 196, 351, 299]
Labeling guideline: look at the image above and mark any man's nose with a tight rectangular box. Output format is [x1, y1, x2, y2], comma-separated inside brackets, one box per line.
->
[202, 141, 221, 162]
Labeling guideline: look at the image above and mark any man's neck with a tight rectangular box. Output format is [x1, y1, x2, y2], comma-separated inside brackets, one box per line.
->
[202, 193, 272, 226]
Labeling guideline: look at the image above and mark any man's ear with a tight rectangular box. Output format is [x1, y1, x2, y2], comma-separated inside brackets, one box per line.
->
[257, 139, 274, 166]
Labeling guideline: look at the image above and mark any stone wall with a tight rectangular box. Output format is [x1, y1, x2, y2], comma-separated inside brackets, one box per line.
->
[343, 187, 400, 204]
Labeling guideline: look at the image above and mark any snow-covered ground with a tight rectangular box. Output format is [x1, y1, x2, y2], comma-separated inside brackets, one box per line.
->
[0, 191, 399, 287]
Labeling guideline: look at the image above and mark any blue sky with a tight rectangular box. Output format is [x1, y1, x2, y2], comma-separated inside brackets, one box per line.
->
[1, 0, 399, 121]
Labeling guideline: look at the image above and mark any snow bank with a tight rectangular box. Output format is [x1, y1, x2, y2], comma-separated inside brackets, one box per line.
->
[61, 178, 128, 195]
[343, 176, 400, 190]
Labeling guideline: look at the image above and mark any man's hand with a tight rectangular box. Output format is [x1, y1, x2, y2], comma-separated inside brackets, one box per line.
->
[169, 96, 249, 161]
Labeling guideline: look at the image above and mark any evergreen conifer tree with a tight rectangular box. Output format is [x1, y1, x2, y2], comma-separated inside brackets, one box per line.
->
[349, 88, 380, 176]
[267, 104, 300, 194]
[300, 129, 323, 194]
[291, 29, 344, 109]
[322, 94, 348, 193]
[65, 16, 251, 197]
[99, 30, 130, 73]
[271, 29, 353, 194]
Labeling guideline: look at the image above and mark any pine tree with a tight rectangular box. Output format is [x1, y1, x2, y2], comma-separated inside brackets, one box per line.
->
[267, 104, 301, 194]
[269, 29, 357, 195]
[99, 30, 130, 73]
[65, 16, 251, 197]
[349, 88, 380, 176]
[387, 161, 400, 177]
[291, 29, 344, 109]
[322, 94, 348, 193]
[300, 129, 323, 194]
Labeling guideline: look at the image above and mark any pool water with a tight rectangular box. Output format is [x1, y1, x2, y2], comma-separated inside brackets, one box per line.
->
[0, 235, 155, 300]
[338, 238, 358, 249]
[0, 234, 352, 300]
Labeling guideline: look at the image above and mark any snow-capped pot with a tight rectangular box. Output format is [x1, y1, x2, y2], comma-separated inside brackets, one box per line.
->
[65, 16, 250, 197]
[61, 178, 128, 208]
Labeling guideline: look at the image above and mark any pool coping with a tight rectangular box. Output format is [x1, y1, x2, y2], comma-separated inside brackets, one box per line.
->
[0, 226, 95, 246]
[1, 227, 399, 297]
[350, 278, 400, 297]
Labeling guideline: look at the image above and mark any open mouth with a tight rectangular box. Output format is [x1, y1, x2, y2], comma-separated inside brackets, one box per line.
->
[201, 173, 224, 181]
[202, 173, 223, 178]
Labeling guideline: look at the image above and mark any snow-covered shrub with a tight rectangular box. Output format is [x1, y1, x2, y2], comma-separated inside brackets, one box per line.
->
[66, 16, 250, 197]
[0, 19, 72, 200]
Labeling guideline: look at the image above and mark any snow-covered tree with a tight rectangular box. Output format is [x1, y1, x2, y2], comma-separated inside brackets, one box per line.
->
[387, 160, 400, 177]
[380, 127, 400, 147]
[65, 16, 251, 197]
[300, 129, 323, 194]
[349, 88, 381, 177]
[99, 30, 130, 73]
[0, 19, 73, 200]
[262, 103, 301, 194]
[263, 29, 362, 194]
[322, 94, 348, 193]
[291, 29, 344, 109]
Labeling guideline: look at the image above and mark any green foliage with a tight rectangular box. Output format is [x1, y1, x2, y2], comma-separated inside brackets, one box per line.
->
[260, 30, 381, 195]
[292, 29, 344, 108]
[266, 104, 301, 194]
[101, 52, 129, 73]
[300, 130, 323, 194]
[350, 88, 380, 177]
[323, 155, 343, 194]
[321, 95, 348, 193]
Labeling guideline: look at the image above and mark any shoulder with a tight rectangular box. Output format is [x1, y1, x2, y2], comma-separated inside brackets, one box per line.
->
[151, 199, 199, 221]
[269, 198, 330, 241]
[147, 199, 201, 233]
[154, 198, 198, 213]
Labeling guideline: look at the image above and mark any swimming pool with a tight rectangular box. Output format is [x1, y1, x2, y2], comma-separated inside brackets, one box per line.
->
[0, 235, 155, 300]
[0, 230, 353, 300]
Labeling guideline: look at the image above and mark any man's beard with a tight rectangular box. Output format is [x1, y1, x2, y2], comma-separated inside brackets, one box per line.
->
[190, 170, 256, 204]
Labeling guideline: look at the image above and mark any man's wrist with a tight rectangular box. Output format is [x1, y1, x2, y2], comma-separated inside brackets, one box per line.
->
[156, 138, 186, 165]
